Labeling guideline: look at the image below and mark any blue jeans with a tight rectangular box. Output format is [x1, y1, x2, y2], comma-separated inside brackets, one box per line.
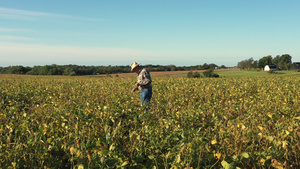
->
[140, 88, 152, 105]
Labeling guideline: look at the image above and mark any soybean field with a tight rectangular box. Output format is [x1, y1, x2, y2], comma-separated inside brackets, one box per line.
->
[0, 74, 300, 168]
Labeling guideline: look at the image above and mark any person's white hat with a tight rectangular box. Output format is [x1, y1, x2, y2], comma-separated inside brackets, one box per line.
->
[131, 61, 140, 71]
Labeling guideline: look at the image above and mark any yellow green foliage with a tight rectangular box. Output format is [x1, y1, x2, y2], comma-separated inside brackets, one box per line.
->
[0, 76, 299, 168]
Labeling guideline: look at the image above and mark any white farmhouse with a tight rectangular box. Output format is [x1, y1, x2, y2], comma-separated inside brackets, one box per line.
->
[264, 65, 277, 71]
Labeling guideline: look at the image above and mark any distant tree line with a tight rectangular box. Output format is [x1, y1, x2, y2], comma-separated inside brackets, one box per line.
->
[237, 54, 293, 70]
[0, 63, 227, 76]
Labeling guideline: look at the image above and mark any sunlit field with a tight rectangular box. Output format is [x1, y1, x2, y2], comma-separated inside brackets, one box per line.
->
[1, 74, 300, 168]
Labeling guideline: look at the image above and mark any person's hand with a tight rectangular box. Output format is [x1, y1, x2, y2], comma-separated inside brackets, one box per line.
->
[132, 87, 138, 92]
[135, 83, 140, 87]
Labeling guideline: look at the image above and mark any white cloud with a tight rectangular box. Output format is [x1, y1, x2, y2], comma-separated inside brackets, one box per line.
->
[0, 28, 33, 32]
[0, 13, 35, 20]
[0, 35, 34, 41]
[0, 7, 51, 20]
[0, 42, 164, 66]
[0, 7, 51, 16]
[0, 7, 102, 21]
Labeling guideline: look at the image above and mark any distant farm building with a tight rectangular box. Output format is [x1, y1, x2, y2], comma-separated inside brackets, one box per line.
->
[264, 65, 278, 71]
[293, 62, 300, 69]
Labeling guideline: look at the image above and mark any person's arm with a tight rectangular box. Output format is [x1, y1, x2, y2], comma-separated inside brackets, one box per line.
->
[132, 87, 138, 92]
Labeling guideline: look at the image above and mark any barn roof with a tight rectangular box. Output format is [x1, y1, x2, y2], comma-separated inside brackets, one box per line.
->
[265, 65, 277, 68]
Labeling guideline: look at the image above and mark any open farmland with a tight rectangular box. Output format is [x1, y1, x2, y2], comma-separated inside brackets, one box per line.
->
[93, 68, 238, 78]
[1, 74, 300, 168]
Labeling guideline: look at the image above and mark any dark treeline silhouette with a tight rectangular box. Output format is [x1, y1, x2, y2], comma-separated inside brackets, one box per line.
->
[0, 63, 227, 76]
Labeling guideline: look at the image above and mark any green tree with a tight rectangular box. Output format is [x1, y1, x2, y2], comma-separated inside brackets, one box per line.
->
[272, 55, 281, 65]
[203, 69, 219, 78]
[63, 67, 76, 76]
[220, 65, 226, 69]
[252, 60, 258, 69]
[258, 55, 273, 68]
[7, 66, 30, 74]
[187, 71, 193, 78]
[167, 65, 176, 71]
[193, 72, 201, 78]
[187, 71, 202, 78]
[237, 57, 254, 70]
[209, 63, 218, 69]
[26, 66, 41, 75]
[279, 54, 292, 70]
[202, 63, 210, 69]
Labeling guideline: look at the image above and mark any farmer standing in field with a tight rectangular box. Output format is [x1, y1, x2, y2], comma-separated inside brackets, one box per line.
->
[131, 62, 152, 106]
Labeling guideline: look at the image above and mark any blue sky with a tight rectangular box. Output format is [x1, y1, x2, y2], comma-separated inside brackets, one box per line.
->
[1, 1, 300, 67]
